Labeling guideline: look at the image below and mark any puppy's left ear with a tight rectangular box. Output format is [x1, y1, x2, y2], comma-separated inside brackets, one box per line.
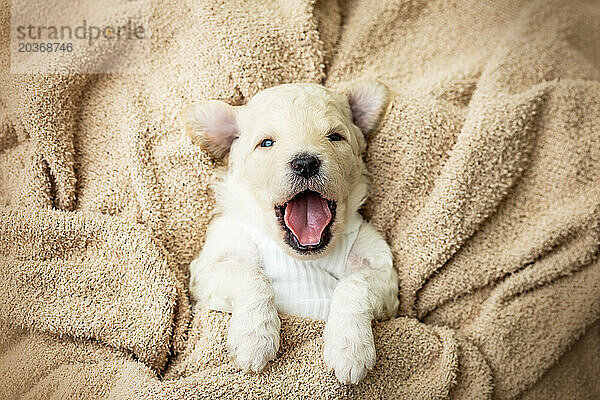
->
[185, 100, 240, 161]
[345, 81, 391, 135]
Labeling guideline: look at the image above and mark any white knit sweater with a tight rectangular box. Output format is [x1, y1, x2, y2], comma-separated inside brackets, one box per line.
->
[251, 213, 362, 320]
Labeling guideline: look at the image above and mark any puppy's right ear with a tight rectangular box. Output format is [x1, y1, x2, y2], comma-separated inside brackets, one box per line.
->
[185, 100, 239, 160]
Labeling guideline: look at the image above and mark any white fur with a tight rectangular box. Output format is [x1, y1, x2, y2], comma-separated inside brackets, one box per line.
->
[346, 81, 390, 134]
[186, 101, 239, 159]
[187, 82, 398, 384]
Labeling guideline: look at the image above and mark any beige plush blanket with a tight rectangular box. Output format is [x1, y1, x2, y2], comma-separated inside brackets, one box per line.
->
[1, 0, 599, 398]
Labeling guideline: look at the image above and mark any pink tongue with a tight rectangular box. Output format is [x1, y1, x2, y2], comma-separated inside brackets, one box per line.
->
[284, 192, 332, 246]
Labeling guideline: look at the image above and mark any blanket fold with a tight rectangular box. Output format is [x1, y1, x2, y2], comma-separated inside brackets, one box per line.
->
[1, 0, 599, 398]
[0, 206, 185, 370]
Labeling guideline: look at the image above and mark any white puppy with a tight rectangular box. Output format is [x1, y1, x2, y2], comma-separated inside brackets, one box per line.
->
[186, 82, 399, 384]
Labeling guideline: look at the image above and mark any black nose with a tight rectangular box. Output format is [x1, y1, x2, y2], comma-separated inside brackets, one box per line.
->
[290, 154, 321, 178]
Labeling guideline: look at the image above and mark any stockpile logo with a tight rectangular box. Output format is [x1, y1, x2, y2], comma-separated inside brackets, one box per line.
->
[10, 0, 152, 74]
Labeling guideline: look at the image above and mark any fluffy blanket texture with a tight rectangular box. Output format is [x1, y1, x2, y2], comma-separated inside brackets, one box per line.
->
[1, 0, 599, 398]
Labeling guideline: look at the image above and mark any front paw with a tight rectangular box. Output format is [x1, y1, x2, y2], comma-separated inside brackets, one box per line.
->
[323, 316, 376, 384]
[227, 305, 281, 373]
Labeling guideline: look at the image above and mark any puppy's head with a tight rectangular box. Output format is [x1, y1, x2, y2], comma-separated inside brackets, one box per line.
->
[186, 82, 389, 258]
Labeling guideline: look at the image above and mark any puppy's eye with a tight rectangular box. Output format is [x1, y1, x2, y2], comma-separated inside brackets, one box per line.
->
[259, 138, 275, 148]
[327, 132, 344, 142]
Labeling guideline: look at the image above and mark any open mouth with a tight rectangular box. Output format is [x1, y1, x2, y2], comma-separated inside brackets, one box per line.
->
[274, 190, 336, 255]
